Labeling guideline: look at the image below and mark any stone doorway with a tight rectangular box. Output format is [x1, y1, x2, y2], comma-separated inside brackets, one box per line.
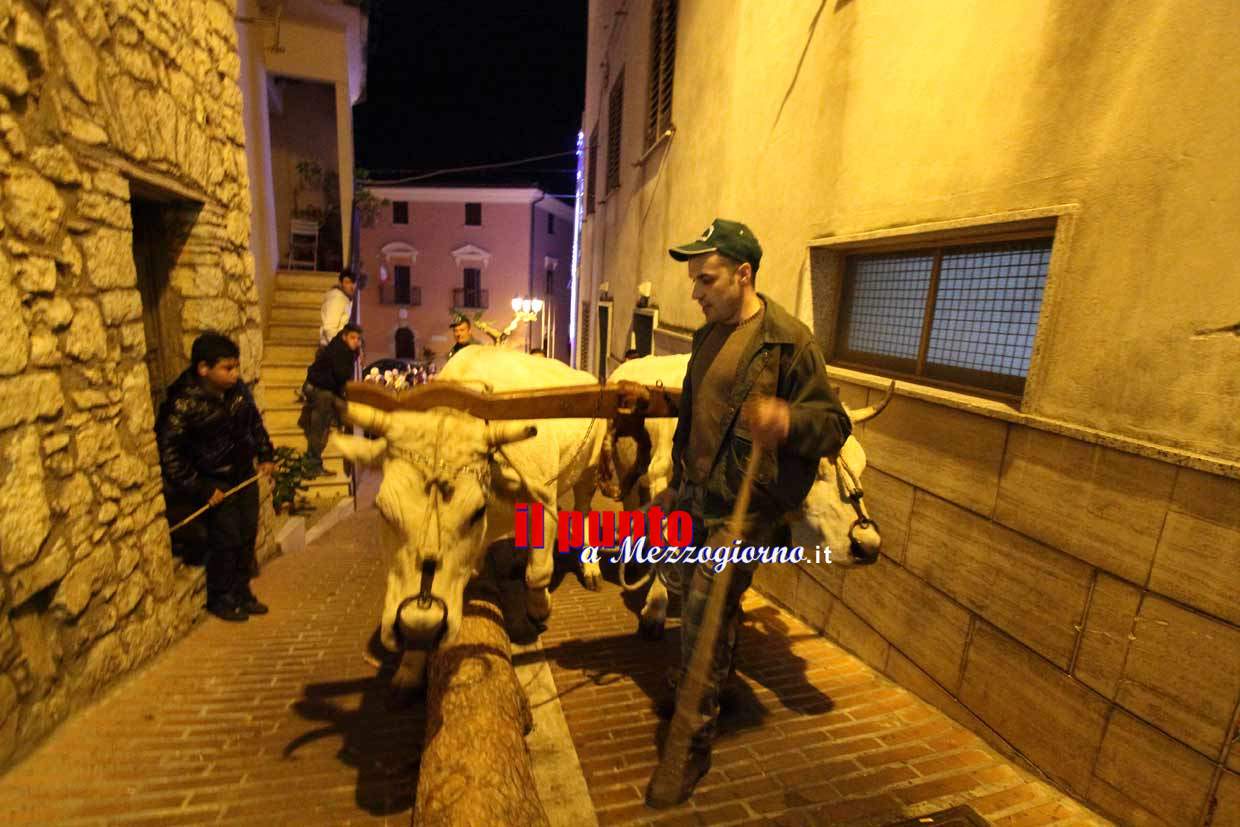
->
[395, 326, 415, 359]
[129, 187, 199, 413]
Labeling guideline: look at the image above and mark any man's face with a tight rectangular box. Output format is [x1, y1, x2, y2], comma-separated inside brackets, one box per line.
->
[343, 331, 362, 352]
[198, 357, 240, 392]
[340, 278, 357, 299]
[452, 323, 471, 344]
[689, 253, 750, 324]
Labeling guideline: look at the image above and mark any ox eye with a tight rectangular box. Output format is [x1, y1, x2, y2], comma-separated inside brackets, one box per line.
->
[468, 505, 486, 525]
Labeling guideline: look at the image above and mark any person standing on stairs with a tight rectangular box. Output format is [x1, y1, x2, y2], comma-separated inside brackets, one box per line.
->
[320, 269, 358, 347]
[300, 323, 363, 477]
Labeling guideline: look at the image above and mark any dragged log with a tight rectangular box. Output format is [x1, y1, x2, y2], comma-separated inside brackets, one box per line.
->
[413, 579, 550, 827]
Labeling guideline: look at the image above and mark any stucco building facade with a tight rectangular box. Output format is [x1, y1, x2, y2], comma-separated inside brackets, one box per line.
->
[577, 1, 1240, 824]
[358, 186, 575, 364]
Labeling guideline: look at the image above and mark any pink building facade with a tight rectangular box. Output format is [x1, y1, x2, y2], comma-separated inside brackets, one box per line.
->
[358, 186, 576, 365]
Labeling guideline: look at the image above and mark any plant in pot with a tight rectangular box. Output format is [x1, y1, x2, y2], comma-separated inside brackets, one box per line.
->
[271, 446, 316, 515]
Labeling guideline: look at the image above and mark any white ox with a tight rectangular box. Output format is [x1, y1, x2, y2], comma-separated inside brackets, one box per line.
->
[330, 347, 606, 693]
[605, 354, 891, 638]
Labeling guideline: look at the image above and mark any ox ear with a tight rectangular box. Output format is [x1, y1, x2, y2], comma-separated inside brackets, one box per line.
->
[341, 401, 392, 435]
[329, 432, 387, 467]
[487, 422, 538, 448]
[849, 381, 896, 425]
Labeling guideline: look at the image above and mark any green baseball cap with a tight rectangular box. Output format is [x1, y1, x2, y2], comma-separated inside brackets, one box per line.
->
[669, 218, 763, 273]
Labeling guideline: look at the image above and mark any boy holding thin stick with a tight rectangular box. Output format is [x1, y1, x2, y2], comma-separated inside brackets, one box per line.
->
[156, 332, 275, 622]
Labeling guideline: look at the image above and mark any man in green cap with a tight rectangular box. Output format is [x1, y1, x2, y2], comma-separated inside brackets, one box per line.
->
[648, 218, 852, 805]
[447, 313, 478, 360]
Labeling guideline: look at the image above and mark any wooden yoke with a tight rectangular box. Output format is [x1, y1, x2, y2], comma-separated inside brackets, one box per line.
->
[344, 379, 681, 420]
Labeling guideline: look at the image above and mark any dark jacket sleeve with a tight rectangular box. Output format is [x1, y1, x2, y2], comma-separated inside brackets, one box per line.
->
[241, 382, 275, 464]
[156, 400, 216, 503]
[670, 333, 704, 491]
[782, 341, 852, 460]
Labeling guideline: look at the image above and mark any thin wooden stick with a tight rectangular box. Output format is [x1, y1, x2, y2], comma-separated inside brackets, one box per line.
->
[646, 447, 763, 807]
[168, 474, 261, 533]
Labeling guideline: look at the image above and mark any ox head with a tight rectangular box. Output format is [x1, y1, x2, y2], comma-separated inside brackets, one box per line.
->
[329, 402, 537, 652]
[795, 383, 894, 567]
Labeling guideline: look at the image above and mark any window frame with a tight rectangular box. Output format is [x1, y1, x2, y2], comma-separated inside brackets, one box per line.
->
[464, 202, 482, 226]
[392, 201, 409, 225]
[824, 221, 1059, 402]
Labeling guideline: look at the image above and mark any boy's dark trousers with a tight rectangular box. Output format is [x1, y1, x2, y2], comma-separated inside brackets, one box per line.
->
[169, 472, 260, 605]
[300, 384, 338, 463]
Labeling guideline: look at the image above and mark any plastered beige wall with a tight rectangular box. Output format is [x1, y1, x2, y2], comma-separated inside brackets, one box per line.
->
[581, 0, 1240, 464]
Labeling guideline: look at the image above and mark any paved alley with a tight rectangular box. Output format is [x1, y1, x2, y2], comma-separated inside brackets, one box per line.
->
[0, 505, 1112, 826]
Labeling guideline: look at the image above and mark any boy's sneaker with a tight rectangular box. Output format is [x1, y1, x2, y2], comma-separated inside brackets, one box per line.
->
[237, 588, 269, 615]
[207, 595, 249, 622]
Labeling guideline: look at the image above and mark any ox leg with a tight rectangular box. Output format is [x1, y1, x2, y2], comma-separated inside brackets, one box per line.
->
[573, 476, 602, 591]
[639, 576, 669, 640]
[387, 649, 428, 709]
[525, 494, 556, 624]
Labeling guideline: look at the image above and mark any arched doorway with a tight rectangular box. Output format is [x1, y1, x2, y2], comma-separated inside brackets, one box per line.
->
[395, 326, 415, 359]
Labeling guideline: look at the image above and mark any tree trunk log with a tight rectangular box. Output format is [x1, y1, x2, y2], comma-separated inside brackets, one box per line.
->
[412, 580, 549, 827]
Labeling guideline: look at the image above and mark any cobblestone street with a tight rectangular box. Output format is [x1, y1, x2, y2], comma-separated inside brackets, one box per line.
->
[0, 506, 1110, 826]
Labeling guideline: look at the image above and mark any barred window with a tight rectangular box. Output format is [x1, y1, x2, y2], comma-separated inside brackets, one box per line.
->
[606, 70, 624, 193]
[586, 128, 599, 214]
[835, 237, 1052, 397]
[646, 0, 677, 149]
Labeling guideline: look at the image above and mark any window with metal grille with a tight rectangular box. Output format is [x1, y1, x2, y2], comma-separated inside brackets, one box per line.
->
[834, 237, 1052, 397]
[645, 0, 677, 149]
[579, 301, 592, 374]
[606, 70, 624, 193]
[586, 128, 599, 214]
[596, 302, 612, 382]
[465, 202, 482, 226]
[394, 264, 411, 304]
[392, 201, 408, 224]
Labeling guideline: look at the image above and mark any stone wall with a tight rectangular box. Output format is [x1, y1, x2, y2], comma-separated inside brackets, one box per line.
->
[755, 379, 1240, 826]
[0, 0, 274, 768]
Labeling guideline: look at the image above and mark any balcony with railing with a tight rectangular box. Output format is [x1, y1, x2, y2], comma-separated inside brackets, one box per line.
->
[452, 288, 488, 310]
[378, 283, 422, 306]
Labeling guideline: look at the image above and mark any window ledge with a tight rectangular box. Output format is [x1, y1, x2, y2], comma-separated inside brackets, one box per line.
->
[827, 364, 1240, 480]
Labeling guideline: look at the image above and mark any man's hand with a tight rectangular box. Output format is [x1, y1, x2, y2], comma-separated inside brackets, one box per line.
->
[207, 488, 226, 507]
[258, 462, 276, 478]
[742, 397, 791, 448]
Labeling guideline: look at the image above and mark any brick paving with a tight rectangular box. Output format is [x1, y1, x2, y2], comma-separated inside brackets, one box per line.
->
[0, 498, 1114, 826]
[540, 562, 1114, 827]
[0, 510, 421, 826]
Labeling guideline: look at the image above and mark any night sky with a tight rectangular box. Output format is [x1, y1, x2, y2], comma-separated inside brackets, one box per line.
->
[353, 1, 588, 198]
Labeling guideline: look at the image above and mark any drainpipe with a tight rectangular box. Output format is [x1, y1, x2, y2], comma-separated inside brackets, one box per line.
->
[529, 190, 546, 352]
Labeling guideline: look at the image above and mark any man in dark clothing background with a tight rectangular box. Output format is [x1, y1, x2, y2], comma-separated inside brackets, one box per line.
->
[647, 219, 852, 806]
[156, 331, 275, 622]
[300, 322, 363, 475]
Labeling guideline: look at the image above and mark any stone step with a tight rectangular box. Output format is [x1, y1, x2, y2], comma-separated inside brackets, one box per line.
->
[273, 288, 324, 307]
[261, 365, 307, 385]
[265, 405, 304, 431]
[269, 428, 360, 457]
[268, 326, 319, 346]
[265, 343, 318, 363]
[276, 272, 338, 292]
[269, 305, 319, 324]
[305, 480, 352, 501]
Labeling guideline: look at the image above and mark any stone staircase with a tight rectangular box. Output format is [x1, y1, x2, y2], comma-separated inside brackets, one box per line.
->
[261, 270, 351, 501]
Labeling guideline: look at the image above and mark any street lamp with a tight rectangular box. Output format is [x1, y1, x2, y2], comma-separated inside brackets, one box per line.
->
[511, 295, 544, 351]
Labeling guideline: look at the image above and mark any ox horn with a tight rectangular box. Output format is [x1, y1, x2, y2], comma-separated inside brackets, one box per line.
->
[487, 422, 538, 447]
[849, 381, 896, 424]
[342, 401, 392, 435]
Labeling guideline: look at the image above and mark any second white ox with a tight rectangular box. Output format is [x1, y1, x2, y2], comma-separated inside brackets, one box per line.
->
[330, 347, 606, 690]
[605, 354, 892, 638]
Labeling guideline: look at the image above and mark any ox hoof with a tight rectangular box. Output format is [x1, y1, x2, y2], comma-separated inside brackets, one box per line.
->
[637, 617, 666, 640]
[580, 566, 602, 592]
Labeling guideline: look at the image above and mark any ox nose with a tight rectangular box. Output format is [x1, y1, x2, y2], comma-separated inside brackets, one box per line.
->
[848, 520, 882, 565]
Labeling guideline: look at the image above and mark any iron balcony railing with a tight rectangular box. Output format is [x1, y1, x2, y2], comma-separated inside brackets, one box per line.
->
[452, 288, 488, 309]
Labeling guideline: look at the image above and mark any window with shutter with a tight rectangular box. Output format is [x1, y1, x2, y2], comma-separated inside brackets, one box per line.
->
[586, 128, 599, 214]
[645, 0, 677, 149]
[606, 71, 624, 193]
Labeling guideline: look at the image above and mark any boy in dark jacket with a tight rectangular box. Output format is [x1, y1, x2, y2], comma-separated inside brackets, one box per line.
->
[156, 332, 276, 622]
[300, 323, 362, 475]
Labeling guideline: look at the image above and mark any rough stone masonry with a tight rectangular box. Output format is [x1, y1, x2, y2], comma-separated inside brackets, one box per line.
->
[0, 0, 273, 769]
